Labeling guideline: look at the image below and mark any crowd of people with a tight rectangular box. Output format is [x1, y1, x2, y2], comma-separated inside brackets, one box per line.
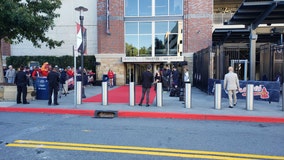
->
[3, 63, 96, 105]
[139, 64, 191, 107]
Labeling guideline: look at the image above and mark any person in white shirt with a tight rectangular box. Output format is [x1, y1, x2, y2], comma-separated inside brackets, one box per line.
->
[183, 68, 190, 83]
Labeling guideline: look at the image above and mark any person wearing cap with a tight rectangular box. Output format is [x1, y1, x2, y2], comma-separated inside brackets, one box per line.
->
[138, 65, 154, 107]
[5, 65, 16, 84]
[15, 66, 29, 104]
[47, 66, 60, 105]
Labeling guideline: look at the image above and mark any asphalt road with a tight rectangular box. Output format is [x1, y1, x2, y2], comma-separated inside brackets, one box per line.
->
[1, 112, 284, 160]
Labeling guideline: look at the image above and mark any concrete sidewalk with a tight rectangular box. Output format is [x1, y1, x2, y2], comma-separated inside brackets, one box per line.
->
[0, 85, 284, 123]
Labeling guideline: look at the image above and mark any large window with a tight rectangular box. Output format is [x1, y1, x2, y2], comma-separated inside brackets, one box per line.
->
[169, 0, 182, 15]
[125, 0, 138, 16]
[125, 0, 183, 57]
[155, 21, 182, 56]
[125, 22, 152, 57]
[125, 0, 182, 17]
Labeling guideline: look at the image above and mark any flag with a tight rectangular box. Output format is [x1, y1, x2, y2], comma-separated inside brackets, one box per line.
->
[76, 22, 87, 54]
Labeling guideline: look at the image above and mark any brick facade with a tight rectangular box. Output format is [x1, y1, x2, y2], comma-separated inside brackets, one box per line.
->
[97, 0, 124, 54]
[183, 0, 213, 53]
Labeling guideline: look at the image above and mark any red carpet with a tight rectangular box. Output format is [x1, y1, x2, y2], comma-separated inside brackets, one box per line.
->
[83, 85, 156, 104]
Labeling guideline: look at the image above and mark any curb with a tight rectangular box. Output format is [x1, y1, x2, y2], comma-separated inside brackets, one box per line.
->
[0, 107, 94, 117]
[118, 111, 284, 123]
[1, 107, 284, 123]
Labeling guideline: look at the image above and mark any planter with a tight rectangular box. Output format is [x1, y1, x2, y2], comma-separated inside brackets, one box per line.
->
[0, 85, 35, 101]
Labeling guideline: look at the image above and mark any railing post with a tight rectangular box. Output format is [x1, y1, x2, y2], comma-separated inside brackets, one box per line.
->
[102, 81, 108, 106]
[77, 81, 82, 104]
[156, 82, 163, 107]
[246, 84, 254, 111]
[129, 82, 135, 106]
[185, 82, 192, 109]
[214, 83, 222, 110]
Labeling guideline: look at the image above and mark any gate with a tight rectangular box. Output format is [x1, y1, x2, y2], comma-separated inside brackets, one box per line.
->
[193, 47, 210, 92]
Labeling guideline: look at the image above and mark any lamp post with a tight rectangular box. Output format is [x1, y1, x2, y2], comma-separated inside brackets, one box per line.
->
[75, 6, 88, 100]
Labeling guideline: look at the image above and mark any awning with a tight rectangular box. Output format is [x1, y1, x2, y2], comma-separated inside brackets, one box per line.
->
[213, 0, 284, 44]
[228, 0, 284, 29]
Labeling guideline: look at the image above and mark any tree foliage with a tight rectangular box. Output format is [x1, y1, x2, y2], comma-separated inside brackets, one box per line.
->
[0, 0, 64, 83]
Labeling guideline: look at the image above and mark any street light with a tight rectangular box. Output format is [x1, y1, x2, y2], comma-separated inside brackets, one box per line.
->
[75, 6, 88, 99]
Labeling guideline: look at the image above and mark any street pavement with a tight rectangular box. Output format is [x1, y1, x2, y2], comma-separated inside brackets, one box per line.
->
[0, 85, 284, 123]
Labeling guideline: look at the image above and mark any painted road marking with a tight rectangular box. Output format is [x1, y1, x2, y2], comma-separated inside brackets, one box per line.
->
[6, 140, 284, 160]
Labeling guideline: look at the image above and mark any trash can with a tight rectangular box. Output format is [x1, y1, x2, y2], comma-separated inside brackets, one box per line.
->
[36, 77, 49, 100]
[102, 74, 109, 82]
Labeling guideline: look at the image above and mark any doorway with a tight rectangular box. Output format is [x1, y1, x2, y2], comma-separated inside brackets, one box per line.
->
[231, 59, 248, 81]
[125, 63, 149, 85]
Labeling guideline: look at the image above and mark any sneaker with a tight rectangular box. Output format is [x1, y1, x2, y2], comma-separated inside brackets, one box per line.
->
[146, 104, 150, 107]
[229, 106, 233, 108]
[138, 104, 142, 106]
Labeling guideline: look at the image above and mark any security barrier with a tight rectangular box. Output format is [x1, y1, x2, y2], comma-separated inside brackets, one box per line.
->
[129, 82, 135, 106]
[246, 84, 254, 111]
[156, 82, 163, 107]
[102, 82, 108, 106]
[214, 83, 222, 110]
[185, 82, 192, 109]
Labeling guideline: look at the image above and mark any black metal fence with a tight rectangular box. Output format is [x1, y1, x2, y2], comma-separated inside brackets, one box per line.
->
[193, 47, 210, 92]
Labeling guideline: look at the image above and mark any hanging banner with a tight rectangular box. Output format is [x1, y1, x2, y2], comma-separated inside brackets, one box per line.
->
[76, 22, 87, 54]
[106, 0, 110, 35]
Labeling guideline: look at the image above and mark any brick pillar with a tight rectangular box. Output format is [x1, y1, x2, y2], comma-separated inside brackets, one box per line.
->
[97, 0, 124, 54]
[183, 0, 213, 53]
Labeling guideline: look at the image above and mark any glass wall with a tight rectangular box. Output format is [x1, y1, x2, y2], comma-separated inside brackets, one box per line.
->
[125, 0, 183, 57]
[125, 0, 182, 17]
[125, 22, 152, 57]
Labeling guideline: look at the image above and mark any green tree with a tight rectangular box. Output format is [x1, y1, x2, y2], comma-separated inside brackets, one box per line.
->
[0, 0, 64, 83]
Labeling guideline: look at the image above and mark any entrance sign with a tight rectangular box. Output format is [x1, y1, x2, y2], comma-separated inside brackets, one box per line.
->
[122, 56, 184, 62]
